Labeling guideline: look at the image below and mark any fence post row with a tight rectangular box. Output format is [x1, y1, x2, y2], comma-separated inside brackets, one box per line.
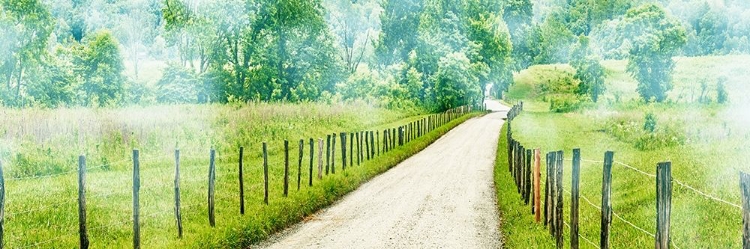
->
[601, 151, 614, 249]
[656, 162, 672, 249]
[78, 155, 89, 249]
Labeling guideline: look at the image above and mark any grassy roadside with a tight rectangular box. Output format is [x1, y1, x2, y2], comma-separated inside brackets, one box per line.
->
[1, 105, 482, 248]
[495, 56, 750, 248]
[495, 122, 555, 248]
[213, 112, 484, 248]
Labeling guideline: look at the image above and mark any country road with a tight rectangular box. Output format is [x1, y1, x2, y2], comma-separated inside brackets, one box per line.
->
[255, 100, 510, 248]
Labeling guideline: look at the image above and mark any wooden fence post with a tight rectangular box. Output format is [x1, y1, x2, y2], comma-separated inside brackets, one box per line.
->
[741, 172, 750, 248]
[350, 133, 354, 166]
[318, 139, 323, 180]
[548, 152, 556, 236]
[298, 140, 303, 191]
[399, 127, 403, 146]
[601, 151, 614, 249]
[370, 131, 375, 158]
[263, 143, 269, 205]
[376, 131, 380, 156]
[0, 159, 4, 249]
[284, 140, 289, 197]
[208, 149, 216, 226]
[656, 162, 672, 249]
[365, 131, 372, 160]
[78, 155, 89, 249]
[544, 152, 550, 229]
[525, 149, 532, 205]
[326, 135, 331, 175]
[331, 134, 336, 174]
[341, 133, 347, 171]
[571, 149, 581, 249]
[535, 149, 541, 223]
[309, 139, 314, 186]
[132, 149, 141, 249]
[239, 147, 245, 214]
[174, 149, 183, 238]
[356, 132, 361, 166]
[555, 151, 564, 249]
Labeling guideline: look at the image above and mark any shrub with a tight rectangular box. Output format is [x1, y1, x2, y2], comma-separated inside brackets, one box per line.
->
[643, 112, 656, 133]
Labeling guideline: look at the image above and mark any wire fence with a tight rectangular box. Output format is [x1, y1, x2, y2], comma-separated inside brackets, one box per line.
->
[0, 106, 478, 247]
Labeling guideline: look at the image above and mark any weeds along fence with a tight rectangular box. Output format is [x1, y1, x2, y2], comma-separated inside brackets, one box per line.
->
[505, 103, 750, 249]
[0, 105, 485, 248]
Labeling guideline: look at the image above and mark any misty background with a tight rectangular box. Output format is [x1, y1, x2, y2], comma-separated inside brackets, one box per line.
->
[0, 0, 749, 111]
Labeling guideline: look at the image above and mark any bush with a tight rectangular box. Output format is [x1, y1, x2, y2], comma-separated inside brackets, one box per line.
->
[549, 95, 585, 113]
[717, 77, 728, 104]
[605, 115, 685, 151]
[643, 112, 656, 133]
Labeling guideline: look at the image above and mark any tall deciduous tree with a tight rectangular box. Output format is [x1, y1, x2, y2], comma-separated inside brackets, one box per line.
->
[74, 30, 126, 106]
[375, 0, 424, 66]
[571, 36, 605, 102]
[0, 0, 53, 106]
[624, 4, 686, 102]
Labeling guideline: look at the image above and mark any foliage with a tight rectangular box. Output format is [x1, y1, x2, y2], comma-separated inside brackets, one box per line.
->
[623, 4, 687, 102]
[643, 112, 656, 132]
[433, 52, 479, 110]
[156, 64, 199, 104]
[571, 36, 606, 102]
[74, 30, 126, 106]
[716, 76, 728, 104]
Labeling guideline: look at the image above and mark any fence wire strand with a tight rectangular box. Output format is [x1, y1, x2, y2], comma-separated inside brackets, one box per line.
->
[563, 220, 600, 249]
[578, 158, 742, 210]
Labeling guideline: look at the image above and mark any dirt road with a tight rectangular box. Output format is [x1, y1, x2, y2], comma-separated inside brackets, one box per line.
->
[257, 100, 509, 248]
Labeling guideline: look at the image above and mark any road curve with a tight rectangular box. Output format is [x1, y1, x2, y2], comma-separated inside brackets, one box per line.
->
[255, 100, 509, 248]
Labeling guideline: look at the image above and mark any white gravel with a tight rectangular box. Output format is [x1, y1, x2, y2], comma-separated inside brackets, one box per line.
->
[255, 100, 509, 249]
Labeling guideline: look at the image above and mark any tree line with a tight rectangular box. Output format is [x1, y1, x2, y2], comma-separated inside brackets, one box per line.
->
[0, 0, 745, 109]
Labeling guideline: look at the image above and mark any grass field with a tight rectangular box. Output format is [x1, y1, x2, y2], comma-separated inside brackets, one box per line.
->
[498, 55, 750, 248]
[0, 102, 479, 247]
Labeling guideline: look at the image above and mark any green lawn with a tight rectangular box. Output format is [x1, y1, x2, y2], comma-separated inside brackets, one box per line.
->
[497, 55, 750, 248]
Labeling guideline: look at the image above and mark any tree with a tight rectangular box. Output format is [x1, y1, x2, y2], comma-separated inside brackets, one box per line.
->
[0, 0, 53, 106]
[467, 0, 513, 103]
[375, 0, 424, 66]
[433, 52, 480, 110]
[502, 0, 533, 69]
[324, 0, 379, 74]
[623, 4, 686, 102]
[74, 30, 126, 106]
[571, 36, 605, 102]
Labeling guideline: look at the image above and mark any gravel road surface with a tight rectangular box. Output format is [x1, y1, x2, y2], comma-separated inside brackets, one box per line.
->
[256, 100, 509, 248]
